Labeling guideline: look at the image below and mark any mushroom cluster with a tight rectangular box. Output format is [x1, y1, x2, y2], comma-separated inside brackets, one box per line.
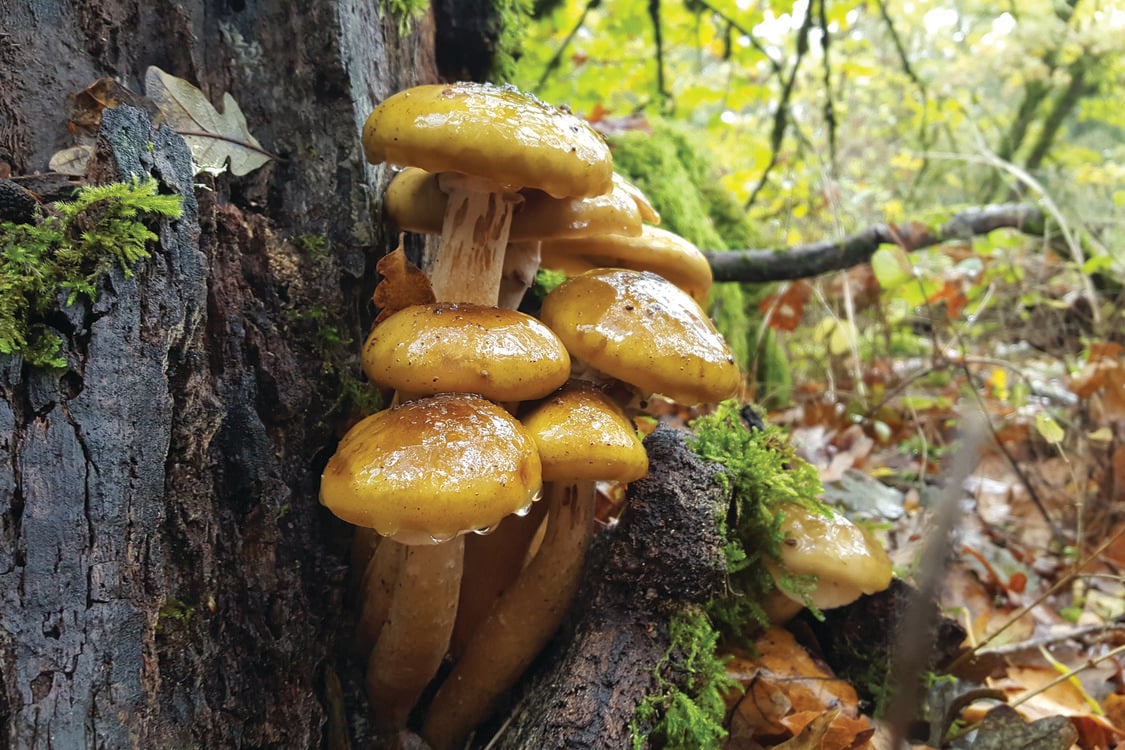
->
[321, 81, 744, 748]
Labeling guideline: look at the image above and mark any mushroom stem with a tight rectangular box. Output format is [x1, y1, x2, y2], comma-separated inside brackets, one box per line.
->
[429, 174, 519, 305]
[498, 240, 543, 310]
[366, 536, 465, 729]
[449, 496, 549, 660]
[421, 481, 594, 750]
[354, 536, 404, 653]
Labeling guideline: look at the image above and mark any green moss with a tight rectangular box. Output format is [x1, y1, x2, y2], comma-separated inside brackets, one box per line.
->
[294, 233, 330, 260]
[491, 0, 533, 83]
[608, 120, 765, 371]
[688, 401, 827, 638]
[631, 407, 831, 747]
[631, 608, 740, 750]
[381, 0, 428, 35]
[0, 178, 183, 368]
[285, 305, 383, 420]
[156, 596, 195, 633]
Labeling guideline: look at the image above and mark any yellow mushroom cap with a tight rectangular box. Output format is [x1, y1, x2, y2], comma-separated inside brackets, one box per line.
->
[363, 302, 571, 402]
[539, 225, 713, 303]
[767, 504, 893, 610]
[540, 269, 740, 405]
[363, 83, 613, 199]
[522, 383, 648, 482]
[320, 393, 542, 544]
[383, 167, 446, 234]
[384, 166, 644, 242]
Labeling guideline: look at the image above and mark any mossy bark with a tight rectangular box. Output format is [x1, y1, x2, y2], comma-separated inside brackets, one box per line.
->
[0, 1, 435, 746]
[487, 427, 731, 750]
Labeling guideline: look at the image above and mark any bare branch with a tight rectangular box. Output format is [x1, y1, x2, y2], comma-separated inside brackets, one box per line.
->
[705, 203, 1047, 283]
[744, 1, 816, 209]
[532, 0, 601, 94]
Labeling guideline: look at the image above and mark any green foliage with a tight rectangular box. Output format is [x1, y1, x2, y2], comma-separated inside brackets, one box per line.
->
[688, 401, 825, 638]
[631, 608, 740, 750]
[0, 179, 182, 368]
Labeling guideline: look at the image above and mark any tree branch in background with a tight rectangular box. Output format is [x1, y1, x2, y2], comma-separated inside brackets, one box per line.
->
[533, 0, 601, 94]
[875, 0, 934, 195]
[816, 0, 837, 175]
[744, 1, 816, 210]
[705, 203, 1046, 283]
[648, 0, 669, 107]
[693, 0, 784, 78]
[1022, 61, 1096, 173]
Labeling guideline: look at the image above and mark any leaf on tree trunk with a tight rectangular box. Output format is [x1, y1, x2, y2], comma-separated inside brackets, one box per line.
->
[372, 244, 435, 324]
[144, 66, 272, 176]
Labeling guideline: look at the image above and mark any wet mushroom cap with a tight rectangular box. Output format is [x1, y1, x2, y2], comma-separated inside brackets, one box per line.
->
[320, 393, 543, 544]
[363, 302, 571, 402]
[540, 268, 740, 405]
[767, 504, 893, 609]
[384, 166, 644, 242]
[539, 225, 713, 303]
[522, 383, 648, 482]
[363, 82, 613, 199]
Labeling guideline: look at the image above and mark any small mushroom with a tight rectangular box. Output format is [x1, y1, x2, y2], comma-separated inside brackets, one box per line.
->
[540, 267, 741, 405]
[362, 302, 571, 403]
[539, 224, 714, 303]
[320, 393, 542, 728]
[761, 503, 894, 623]
[422, 384, 647, 749]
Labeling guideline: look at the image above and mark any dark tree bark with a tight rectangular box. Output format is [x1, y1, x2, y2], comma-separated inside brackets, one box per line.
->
[0, 1, 437, 746]
[491, 427, 730, 750]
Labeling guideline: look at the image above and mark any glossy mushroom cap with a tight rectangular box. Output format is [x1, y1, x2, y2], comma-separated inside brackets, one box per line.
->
[384, 167, 645, 242]
[383, 167, 446, 234]
[320, 393, 542, 545]
[522, 383, 648, 482]
[363, 83, 613, 199]
[540, 268, 740, 405]
[539, 225, 713, 303]
[767, 504, 893, 610]
[363, 302, 571, 402]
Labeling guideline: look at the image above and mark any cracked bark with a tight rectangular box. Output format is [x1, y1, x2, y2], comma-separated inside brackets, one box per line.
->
[0, 1, 438, 746]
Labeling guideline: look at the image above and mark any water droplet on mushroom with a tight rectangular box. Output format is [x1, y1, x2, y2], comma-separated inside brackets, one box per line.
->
[473, 524, 497, 536]
[430, 531, 457, 543]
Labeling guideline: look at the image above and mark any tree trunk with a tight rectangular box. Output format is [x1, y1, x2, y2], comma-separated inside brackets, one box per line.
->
[0, 1, 436, 746]
[0, 4, 736, 748]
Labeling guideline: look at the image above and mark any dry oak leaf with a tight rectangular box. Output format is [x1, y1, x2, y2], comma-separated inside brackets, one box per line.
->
[144, 65, 273, 176]
[372, 245, 436, 324]
[725, 628, 869, 748]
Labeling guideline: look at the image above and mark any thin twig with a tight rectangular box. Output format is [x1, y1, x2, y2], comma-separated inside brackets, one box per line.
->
[533, 0, 601, 94]
[946, 526, 1125, 674]
[886, 411, 987, 748]
[744, 1, 815, 210]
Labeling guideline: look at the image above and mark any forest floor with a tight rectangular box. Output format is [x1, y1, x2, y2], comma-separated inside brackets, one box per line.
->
[705, 251, 1125, 748]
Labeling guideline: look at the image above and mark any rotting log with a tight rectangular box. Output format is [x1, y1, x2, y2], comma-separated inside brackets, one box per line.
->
[486, 426, 731, 750]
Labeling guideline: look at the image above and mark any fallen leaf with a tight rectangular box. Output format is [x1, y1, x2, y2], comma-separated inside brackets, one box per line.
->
[48, 145, 95, 176]
[760, 281, 811, 332]
[69, 77, 153, 132]
[372, 245, 435, 323]
[726, 629, 867, 747]
[144, 65, 273, 176]
[968, 704, 1077, 750]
